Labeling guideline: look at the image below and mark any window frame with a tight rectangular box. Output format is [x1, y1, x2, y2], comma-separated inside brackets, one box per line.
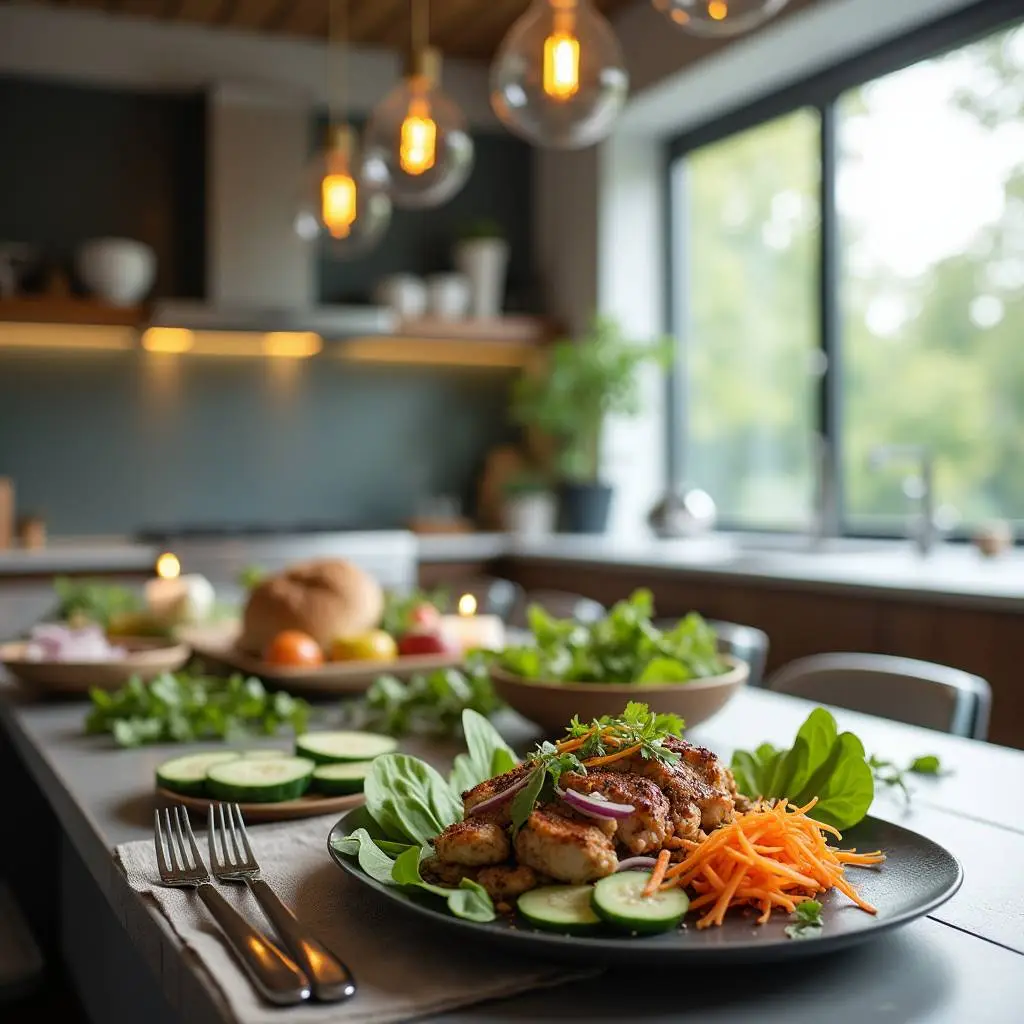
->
[665, 0, 1024, 538]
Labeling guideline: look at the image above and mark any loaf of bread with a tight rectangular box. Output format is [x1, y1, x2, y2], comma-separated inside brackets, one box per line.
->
[240, 559, 384, 656]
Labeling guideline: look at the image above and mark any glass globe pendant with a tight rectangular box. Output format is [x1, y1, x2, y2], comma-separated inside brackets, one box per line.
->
[490, 0, 628, 150]
[295, 124, 391, 258]
[363, 2, 474, 210]
[652, 0, 791, 38]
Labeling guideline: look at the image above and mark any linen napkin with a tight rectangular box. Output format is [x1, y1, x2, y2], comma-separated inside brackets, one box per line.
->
[116, 813, 596, 1024]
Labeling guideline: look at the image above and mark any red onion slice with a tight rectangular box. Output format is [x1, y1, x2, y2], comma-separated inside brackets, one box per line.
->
[556, 784, 635, 821]
[616, 856, 659, 872]
[464, 770, 532, 817]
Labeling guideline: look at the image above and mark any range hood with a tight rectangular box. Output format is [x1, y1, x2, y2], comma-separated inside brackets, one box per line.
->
[148, 82, 395, 338]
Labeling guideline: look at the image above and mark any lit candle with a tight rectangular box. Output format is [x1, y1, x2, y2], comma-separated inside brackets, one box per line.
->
[439, 593, 506, 653]
[145, 552, 216, 624]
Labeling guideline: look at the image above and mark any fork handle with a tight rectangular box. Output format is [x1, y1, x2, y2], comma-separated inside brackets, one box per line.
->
[247, 877, 356, 1002]
[197, 883, 311, 1005]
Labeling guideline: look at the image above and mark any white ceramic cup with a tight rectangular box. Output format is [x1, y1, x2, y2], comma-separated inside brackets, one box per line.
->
[374, 274, 427, 319]
[426, 273, 471, 320]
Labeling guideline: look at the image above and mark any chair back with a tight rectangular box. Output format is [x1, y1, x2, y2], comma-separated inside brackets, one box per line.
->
[766, 653, 992, 739]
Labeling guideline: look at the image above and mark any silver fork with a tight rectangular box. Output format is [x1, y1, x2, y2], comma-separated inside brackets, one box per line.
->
[154, 807, 311, 1006]
[208, 803, 356, 1003]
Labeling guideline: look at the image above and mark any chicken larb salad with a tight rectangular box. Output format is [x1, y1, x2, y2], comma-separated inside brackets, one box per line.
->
[335, 704, 884, 936]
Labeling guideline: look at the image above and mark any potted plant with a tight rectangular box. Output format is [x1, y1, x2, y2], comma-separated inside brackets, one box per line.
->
[511, 315, 672, 534]
[501, 470, 557, 539]
[454, 219, 509, 319]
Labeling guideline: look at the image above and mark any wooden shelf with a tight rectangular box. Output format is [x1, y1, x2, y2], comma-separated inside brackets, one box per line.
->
[0, 296, 145, 326]
[394, 316, 553, 343]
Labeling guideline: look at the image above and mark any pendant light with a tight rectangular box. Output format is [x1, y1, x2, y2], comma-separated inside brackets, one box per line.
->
[295, 0, 391, 256]
[652, 0, 791, 38]
[363, 0, 474, 209]
[490, 0, 628, 150]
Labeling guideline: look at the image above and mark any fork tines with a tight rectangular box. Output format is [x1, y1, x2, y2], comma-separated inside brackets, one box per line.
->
[154, 806, 208, 882]
[208, 802, 259, 874]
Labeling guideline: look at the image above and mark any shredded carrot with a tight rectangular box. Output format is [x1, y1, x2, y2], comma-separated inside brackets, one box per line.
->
[582, 742, 643, 767]
[659, 799, 885, 929]
[642, 849, 672, 897]
[556, 727, 598, 754]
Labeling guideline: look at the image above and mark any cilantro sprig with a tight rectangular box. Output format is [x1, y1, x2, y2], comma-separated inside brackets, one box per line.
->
[508, 702, 685, 832]
[869, 753, 946, 804]
[785, 899, 823, 940]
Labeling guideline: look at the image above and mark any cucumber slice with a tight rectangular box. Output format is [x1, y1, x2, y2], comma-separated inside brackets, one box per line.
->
[517, 886, 602, 934]
[156, 752, 241, 797]
[591, 872, 690, 934]
[295, 731, 397, 765]
[205, 757, 315, 803]
[240, 749, 291, 760]
[311, 761, 374, 795]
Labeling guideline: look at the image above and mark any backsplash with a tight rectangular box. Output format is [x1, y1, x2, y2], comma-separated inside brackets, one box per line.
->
[0, 351, 513, 535]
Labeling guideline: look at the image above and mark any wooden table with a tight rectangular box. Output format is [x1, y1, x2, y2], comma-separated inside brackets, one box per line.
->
[1, 686, 1022, 1023]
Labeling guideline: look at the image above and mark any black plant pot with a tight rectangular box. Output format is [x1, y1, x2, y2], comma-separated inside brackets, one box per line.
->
[558, 482, 614, 534]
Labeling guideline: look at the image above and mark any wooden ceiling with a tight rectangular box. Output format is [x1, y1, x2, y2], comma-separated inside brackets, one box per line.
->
[28, 0, 639, 60]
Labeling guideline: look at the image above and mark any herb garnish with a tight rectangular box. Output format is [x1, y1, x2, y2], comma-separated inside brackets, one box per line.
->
[509, 701, 685, 833]
[785, 899, 823, 940]
[869, 753, 946, 804]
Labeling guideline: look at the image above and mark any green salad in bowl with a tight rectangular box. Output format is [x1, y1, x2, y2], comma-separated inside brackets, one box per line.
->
[495, 589, 727, 683]
[489, 590, 746, 734]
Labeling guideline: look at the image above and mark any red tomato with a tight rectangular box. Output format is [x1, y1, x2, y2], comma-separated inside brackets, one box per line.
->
[397, 629, 460, 657]
[408, 602, 442, 630]
[264, 630, 323, 667]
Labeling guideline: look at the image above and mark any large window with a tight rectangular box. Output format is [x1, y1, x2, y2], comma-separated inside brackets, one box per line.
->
[670, 8, 1024, 535]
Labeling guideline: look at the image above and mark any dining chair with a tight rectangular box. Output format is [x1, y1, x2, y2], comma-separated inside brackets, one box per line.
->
[654, 618, 770, 688]
[508, 589, 607, 628]
[766, 653, 992, 739]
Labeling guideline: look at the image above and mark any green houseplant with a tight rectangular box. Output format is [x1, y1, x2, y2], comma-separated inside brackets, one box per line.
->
[511, 315, 672, 533]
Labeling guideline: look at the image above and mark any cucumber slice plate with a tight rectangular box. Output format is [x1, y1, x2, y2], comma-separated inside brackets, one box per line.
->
[311, 761, 374, 795]
[591, 872, 690, 934]
[295, 731, 397, 764]
[205, 757, 315, 803]
[156, 752, 241, 797]
[517, 886, 602, 934]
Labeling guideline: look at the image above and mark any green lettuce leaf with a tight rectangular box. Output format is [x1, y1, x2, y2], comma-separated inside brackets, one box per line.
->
[364, 753, 462, 846]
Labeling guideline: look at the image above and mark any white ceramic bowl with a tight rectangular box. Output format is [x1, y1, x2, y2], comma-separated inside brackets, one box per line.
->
[77, 237, 157, 306]
[374, 274, 428, 319]
[426, 273, 471, 320]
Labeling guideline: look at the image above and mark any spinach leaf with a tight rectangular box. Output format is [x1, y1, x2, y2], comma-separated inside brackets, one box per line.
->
[364, 754, 462, 846]
[391, 847, 495, 923]
[509, 767, 546, 834]
[731, 709, 875, 830]
[332, 828, 406, 885]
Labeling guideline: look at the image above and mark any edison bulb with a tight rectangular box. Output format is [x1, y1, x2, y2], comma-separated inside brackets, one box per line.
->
[653, 0, 790, 37]
[363, 48, 474, 209]
[491, 0, 628, 150]
[295, 126, 391, 258]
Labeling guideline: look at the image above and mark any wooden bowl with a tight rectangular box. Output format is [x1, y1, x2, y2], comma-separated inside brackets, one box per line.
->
[0, 636, 190, 695]
[490, 656, 749, 735]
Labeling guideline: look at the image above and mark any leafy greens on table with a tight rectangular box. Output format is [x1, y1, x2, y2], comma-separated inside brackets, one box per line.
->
[730, 708, 875, 830]
[492, 588, 727, 684]
[333, 708, 517, 922]
[85, 671, 309, 747]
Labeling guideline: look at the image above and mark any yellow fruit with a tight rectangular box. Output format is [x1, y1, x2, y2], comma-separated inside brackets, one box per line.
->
[330, 630, 398, 663]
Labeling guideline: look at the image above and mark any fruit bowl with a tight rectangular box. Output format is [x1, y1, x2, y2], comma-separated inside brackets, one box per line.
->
[489, 656, 749, 734]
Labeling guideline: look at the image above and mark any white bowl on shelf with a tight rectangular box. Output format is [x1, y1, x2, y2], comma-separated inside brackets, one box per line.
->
[76, 237, 156, 306]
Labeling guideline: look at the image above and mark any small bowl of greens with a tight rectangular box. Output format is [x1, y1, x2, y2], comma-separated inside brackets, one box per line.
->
[489, 590, 748, 734]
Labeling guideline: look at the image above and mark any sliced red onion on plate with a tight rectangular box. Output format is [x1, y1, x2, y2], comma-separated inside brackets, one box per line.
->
[616, 856, 659, 872]
[464, 770, 532, 817]
[556, 785, 635, 821]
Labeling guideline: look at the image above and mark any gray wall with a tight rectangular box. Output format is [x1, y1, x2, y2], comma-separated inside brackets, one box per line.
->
[0, 351, 512, 534]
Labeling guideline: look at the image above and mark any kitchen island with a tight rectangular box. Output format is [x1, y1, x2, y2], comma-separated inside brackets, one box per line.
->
[1, 684, 1022, 1023]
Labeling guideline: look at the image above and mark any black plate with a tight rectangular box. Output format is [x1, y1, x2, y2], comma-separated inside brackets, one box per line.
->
[326, 808, 962, 964]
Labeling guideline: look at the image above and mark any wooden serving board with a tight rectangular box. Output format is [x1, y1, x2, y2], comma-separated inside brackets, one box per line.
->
[156, 787, 364, 823]
[181, 623, 463, 696]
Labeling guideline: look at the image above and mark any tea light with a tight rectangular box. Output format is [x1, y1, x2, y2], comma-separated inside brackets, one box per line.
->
[440, 593, 506, 652]
[145, 552, 215, 624]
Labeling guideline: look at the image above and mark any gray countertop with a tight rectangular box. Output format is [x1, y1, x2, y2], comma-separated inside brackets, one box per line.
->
[1, 685, 1023, 1022]
[3, 529, 1024, 612]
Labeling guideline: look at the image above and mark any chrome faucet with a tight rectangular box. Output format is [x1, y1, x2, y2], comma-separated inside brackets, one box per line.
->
[868, 444, 938, 555]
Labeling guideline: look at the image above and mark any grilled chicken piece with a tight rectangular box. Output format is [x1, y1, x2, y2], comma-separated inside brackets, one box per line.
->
[421, 856, 477, 888]
[559, 770, 671, 855]
[432, 819, 510, 866]
[462, 762, 535, 826]
[608, 739, 736, 839]
[477, 864, 540, 902]
[514, 805, 618, 884]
